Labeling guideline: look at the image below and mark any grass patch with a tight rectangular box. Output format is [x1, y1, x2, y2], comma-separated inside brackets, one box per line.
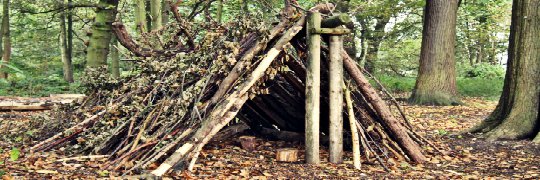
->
[373, 76, 503, 99]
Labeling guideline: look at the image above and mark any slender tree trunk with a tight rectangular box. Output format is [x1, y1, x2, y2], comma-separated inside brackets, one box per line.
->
[216, 0, 223, 23]
[59, 7, 73, 83]
[0, 0, 10, 79]
[86, 0, 119, 68]
[476, 41, 484, 64]
[363, 18, 388, 74]
[162, 0, 169, 25]
[409, 0, 460, 106]
[242, 0, 248, 15]
[150, 0, 162, 30]
[134, 0, 147, 33]
[489, 37, 497, 64]
[67, 0, 74, 81]
[145, 0, 152, 31]
[111, 35, 120, 78]
[471, 0, 540, 141]
[464, 21, 476, 66]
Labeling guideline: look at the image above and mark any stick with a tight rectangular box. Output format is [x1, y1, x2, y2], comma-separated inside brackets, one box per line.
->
[151, 17, 306, 176]
[341, 49, 427, 163]
[343, 82, 361, 170]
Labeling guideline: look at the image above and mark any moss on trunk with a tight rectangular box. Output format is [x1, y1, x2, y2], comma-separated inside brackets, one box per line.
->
[86, 0, 119, 68]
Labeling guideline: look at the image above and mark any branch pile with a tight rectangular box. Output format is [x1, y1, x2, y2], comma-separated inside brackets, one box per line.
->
[32, 4, 433, 177]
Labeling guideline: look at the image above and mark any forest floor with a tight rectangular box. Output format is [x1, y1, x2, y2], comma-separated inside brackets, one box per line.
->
[1, 97, 539, 179]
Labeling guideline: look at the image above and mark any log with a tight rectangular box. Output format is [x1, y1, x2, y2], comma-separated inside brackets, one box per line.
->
[305, 11, 322, 165]
[328, 35, 343, 164]
[321, 14, 352, 28]
[0, 95, 85, 110]
[312, 28, 351, 35]
[276, 148, 298, 162]
[341, 49, 427, 163]
[239, 136, 257, 151]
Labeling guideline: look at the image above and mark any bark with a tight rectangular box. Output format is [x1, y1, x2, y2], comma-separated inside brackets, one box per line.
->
[0, 0, 10, 79]
[150, 0, 162, 30]
[60, 1, 74, 83]
[111, 35, 120, 78]
[471, 0, 540, 141]
[134, 0, 147, 33]
[86, 0, 119, 68]
[409, 0, 460, 106]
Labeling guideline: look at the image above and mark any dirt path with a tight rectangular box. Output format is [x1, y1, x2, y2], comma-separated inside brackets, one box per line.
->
[1, 98, 539, 179]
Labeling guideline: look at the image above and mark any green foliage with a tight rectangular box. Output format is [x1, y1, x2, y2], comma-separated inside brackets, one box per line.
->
[0, 72, 82, 97]
[462, 63, 506, 79]
[457, 77, 504, 99]
[10, 148, 20, 161]
[375, 76, 503, 99]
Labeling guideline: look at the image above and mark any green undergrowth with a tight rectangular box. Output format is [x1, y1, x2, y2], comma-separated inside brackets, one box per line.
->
[0, 74, 82, 97]
[372, 76, 503, 100]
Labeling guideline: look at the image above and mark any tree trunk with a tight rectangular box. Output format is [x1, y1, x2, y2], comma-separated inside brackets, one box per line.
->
[162, 0, 169, 25]
[134, 0, 147, 33]
[66, 0, 74, 82]
[363, 18, 388, 74]
[60, 1, 74, 83]
[150, 0, 162, 30]
[0, 0, 10, 79]
[86, 0, 119, 68]
[111, 35, 120, 78]
[471, 0, 540, 141]
[409, 0, 460, 106]
[476, 41, 484, 64]
[216, 0, 223, 23]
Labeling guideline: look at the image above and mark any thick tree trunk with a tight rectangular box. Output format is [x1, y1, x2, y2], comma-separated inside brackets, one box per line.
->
[150, 0, 162, 30]
[409, 0, 460, 106]
[0, 0, 10, 79]
[60, 2, 74, 83]
[471, 0, 540, 141]
[86, 0, 119, 68]
[134, 0, 147, 33]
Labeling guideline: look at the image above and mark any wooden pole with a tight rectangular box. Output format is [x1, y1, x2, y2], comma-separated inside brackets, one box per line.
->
[305, 12, 321, 165]
[328, 35, 343, 163]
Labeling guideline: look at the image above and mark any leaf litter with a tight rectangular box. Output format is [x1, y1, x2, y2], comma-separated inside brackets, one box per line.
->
[1, 97, 539, 179]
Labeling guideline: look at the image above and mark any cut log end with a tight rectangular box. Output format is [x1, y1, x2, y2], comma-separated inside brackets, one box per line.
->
[239, 136, 257, 151]
[276, 148, 298, 162]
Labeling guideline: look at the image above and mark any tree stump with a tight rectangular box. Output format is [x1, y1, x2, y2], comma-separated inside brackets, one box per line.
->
[276, 148, 298, 162]
[239, 136, 257, 151]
